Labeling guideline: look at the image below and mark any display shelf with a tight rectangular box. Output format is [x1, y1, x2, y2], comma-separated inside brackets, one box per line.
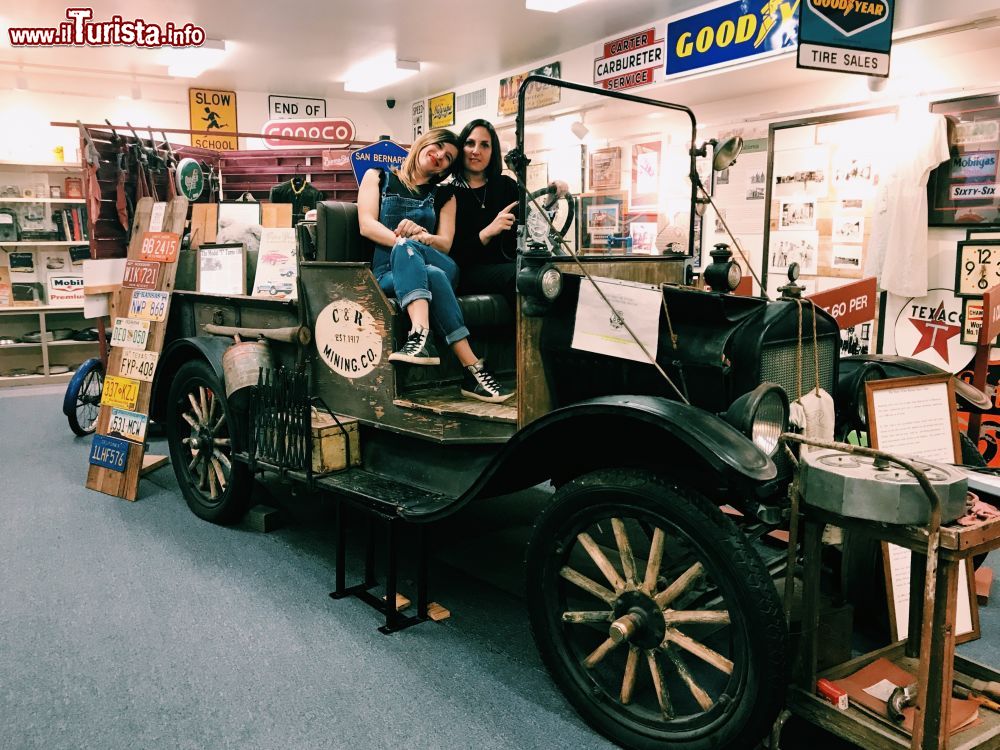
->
[0, 161, 80, 173]
[0, 197, 86, 204]
[0, 241, 85, 246]
[0, 304, 96, 388]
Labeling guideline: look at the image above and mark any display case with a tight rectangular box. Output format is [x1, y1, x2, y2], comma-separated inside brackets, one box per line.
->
[0, 305, 97, 386]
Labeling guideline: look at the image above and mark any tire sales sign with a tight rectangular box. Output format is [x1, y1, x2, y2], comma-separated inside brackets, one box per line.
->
[100, 375, 140, 410]
[118, 350, 158, 382]
[128, 289, 169, 322]
[110, 317, 150, 350]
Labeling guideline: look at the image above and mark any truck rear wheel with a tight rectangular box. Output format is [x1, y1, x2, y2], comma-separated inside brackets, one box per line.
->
[166, 359, 250, 524]
[525, 469, 786, 750]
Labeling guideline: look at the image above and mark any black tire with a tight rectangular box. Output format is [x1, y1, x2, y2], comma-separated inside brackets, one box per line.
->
[525, 469, 786, 750]
[166, 359, 250, 524]
[65, 358, 104, 436]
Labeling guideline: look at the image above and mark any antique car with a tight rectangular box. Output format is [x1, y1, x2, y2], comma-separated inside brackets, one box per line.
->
[148, 79, 980, 750]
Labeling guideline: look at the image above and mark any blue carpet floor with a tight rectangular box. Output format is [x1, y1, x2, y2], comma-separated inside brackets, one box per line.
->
[1, 385, 996, 750]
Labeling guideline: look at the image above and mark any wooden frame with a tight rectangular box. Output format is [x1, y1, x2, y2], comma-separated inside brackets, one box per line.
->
[578, 191, 626, 251]
[589, 146, 622, 191]
[196, 243, 246, 296]
[865, 372, 981, 644]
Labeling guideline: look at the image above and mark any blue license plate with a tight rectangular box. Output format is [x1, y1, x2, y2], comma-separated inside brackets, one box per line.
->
[89, 434, 131, 472]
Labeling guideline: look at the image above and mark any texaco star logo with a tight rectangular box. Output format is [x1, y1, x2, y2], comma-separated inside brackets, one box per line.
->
[908, 301, 961, 360]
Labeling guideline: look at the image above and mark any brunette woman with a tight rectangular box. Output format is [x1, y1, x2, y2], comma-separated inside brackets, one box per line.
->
[357, 128, 512, 403]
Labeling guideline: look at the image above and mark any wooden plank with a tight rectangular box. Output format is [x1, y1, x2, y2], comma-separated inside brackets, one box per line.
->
[427, 602, 450, 621]
[140, 453, 169, 475]
[976, 566, 993, 604]
[86, 197, 188, 501]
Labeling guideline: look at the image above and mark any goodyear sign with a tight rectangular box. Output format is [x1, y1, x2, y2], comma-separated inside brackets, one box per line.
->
[798, 0, 893, 77]
[666, 0, 801, 77]
[593, 26, 666, 91]
[189, 88, 238, 150]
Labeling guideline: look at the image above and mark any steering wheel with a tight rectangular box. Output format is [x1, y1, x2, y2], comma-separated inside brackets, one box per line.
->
[525, 185, 575, 255]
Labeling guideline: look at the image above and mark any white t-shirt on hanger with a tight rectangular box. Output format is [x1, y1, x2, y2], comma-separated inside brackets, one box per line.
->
[865, 111, 950, 298]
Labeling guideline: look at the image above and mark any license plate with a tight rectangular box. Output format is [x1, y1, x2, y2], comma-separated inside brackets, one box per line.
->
[122, 259, 160, 290]
[89, 433, 131, 472]
[139, 232, 180, 263]
[128, 289, 169, 322]
[118, 350, 158, 382]
[110, 317, 150, 350]
[101, 375, 140, 410]
[108, 407, 148, 443]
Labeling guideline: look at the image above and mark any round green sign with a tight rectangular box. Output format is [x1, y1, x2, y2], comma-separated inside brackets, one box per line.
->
[175, 158, 204, 201]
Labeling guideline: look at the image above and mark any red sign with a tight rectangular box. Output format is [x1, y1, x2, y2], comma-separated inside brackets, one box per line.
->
[139, 232, 180, 263]
[322, 149, 351, 169]
[982, 284, 1000, 344]
[122, 259, 160, 290]
[261, 118, 356, 149]
[806, 277, 877, 330]
[593, 27, 665, 91]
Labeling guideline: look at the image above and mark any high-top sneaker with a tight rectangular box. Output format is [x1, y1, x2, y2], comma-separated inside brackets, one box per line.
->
[388, 327, 440, 365]
[461, 359, 514, 403]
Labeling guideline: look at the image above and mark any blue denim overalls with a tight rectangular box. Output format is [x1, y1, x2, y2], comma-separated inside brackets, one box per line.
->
[371, 173, 469, 345]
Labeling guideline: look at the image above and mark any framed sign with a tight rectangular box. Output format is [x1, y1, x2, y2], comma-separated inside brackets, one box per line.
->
[429, 92, 455, 128]
[217, 201, 262, 231]
[928, 94, 1000, 227]
[197, 243, 246, 295]
[578, 192, 626, 251]
[630, 141, 661, 209]
[589, 147, 622, 191]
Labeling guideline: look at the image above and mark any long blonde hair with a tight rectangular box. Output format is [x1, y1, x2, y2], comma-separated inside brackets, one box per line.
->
[395, 128, 458, 192]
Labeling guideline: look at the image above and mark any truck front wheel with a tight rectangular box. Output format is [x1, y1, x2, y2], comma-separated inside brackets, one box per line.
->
[525, 469, 786, 750]
[165, 359, 250, 524]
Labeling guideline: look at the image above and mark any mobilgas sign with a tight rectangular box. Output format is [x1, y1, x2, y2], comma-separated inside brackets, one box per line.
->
[350, 141, 409, 187]
[798, 0, 894, 77]
[665, 0, 800, 77]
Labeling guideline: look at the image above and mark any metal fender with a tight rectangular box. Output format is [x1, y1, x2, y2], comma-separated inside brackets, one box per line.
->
[149, 336, 230, 422]
[840, 354, 992, 411]
[446, 395, 776, 515]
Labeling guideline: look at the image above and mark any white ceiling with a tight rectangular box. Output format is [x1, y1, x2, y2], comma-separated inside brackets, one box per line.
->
[0, 0, 707, 101]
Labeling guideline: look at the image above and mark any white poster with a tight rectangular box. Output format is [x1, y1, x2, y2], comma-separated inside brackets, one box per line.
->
[769, 231, 819, 275]
[572, 277, 661, 364]
[252, 228, 297, 300]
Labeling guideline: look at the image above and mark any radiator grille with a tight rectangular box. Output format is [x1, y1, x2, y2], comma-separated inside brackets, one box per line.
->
[760, 338, 836, 401]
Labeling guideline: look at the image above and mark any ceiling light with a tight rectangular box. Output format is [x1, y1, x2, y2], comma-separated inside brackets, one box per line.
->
[343, 53, 420, 93]
[165, 39, 227, 78]
[526, 0, 587, 12]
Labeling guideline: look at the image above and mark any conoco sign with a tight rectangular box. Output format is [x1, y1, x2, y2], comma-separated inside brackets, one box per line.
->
[261, 118, 356, 149]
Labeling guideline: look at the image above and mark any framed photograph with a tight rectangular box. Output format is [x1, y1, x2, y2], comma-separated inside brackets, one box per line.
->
[928, 94, 1000, 226]
[625, 212, 659, 255]
[578, 192, 626, 250]
[197, 243, 246, 296]
[429, 91, 455, 128]
[778, 197, 816, 230]
[769, 231, 818, 275]
[589, 147, 622, 191]
[630, 141, 661, 209]
[217, 201, 261, 232]
[49, 186, 62, 199]
[832, 212, 865, 243]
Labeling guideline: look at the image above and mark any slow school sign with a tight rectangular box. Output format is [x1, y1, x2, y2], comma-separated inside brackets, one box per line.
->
[350, 141, 408, 187]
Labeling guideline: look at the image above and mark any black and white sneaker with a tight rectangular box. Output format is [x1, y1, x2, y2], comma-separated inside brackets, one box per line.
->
[388, 327, 440, 365]
[461, 359, 514, 403]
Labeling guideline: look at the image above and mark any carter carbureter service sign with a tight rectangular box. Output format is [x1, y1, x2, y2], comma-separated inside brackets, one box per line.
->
[798, 0, 894, 77]
[665, 0, 800, 77]
[593, 26, 666, 91]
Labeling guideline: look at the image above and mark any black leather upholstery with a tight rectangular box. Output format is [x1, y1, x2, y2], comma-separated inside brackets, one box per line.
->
[316, 200, 513, 327]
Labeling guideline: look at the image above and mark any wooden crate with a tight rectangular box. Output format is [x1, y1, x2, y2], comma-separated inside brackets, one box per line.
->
[312, 410, 360, 474]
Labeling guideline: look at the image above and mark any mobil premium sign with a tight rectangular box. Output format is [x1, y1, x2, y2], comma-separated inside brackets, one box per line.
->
[665, 0, 800, 77]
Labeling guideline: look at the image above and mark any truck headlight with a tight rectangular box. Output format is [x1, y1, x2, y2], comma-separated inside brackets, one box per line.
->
[724, 383, 789, 457]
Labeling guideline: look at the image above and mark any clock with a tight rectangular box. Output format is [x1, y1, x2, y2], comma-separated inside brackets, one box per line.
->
[955, 239, 1000, 297]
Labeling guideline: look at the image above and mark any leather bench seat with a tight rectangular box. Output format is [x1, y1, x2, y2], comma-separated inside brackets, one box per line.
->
[316, 200, 512, 327]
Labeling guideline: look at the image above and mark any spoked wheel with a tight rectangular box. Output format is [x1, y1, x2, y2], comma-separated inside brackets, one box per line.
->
[526, 469, 786, 750]
[526, 185, 575, 255]
[166, 360, 250, 524]
[63, 357, 105, 436]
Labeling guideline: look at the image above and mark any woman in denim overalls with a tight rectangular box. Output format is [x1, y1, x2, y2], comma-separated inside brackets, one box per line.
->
[357, 129, 512, 403]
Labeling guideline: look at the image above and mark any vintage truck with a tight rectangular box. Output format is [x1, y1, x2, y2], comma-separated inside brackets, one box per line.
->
[146, 79, 984, 750]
